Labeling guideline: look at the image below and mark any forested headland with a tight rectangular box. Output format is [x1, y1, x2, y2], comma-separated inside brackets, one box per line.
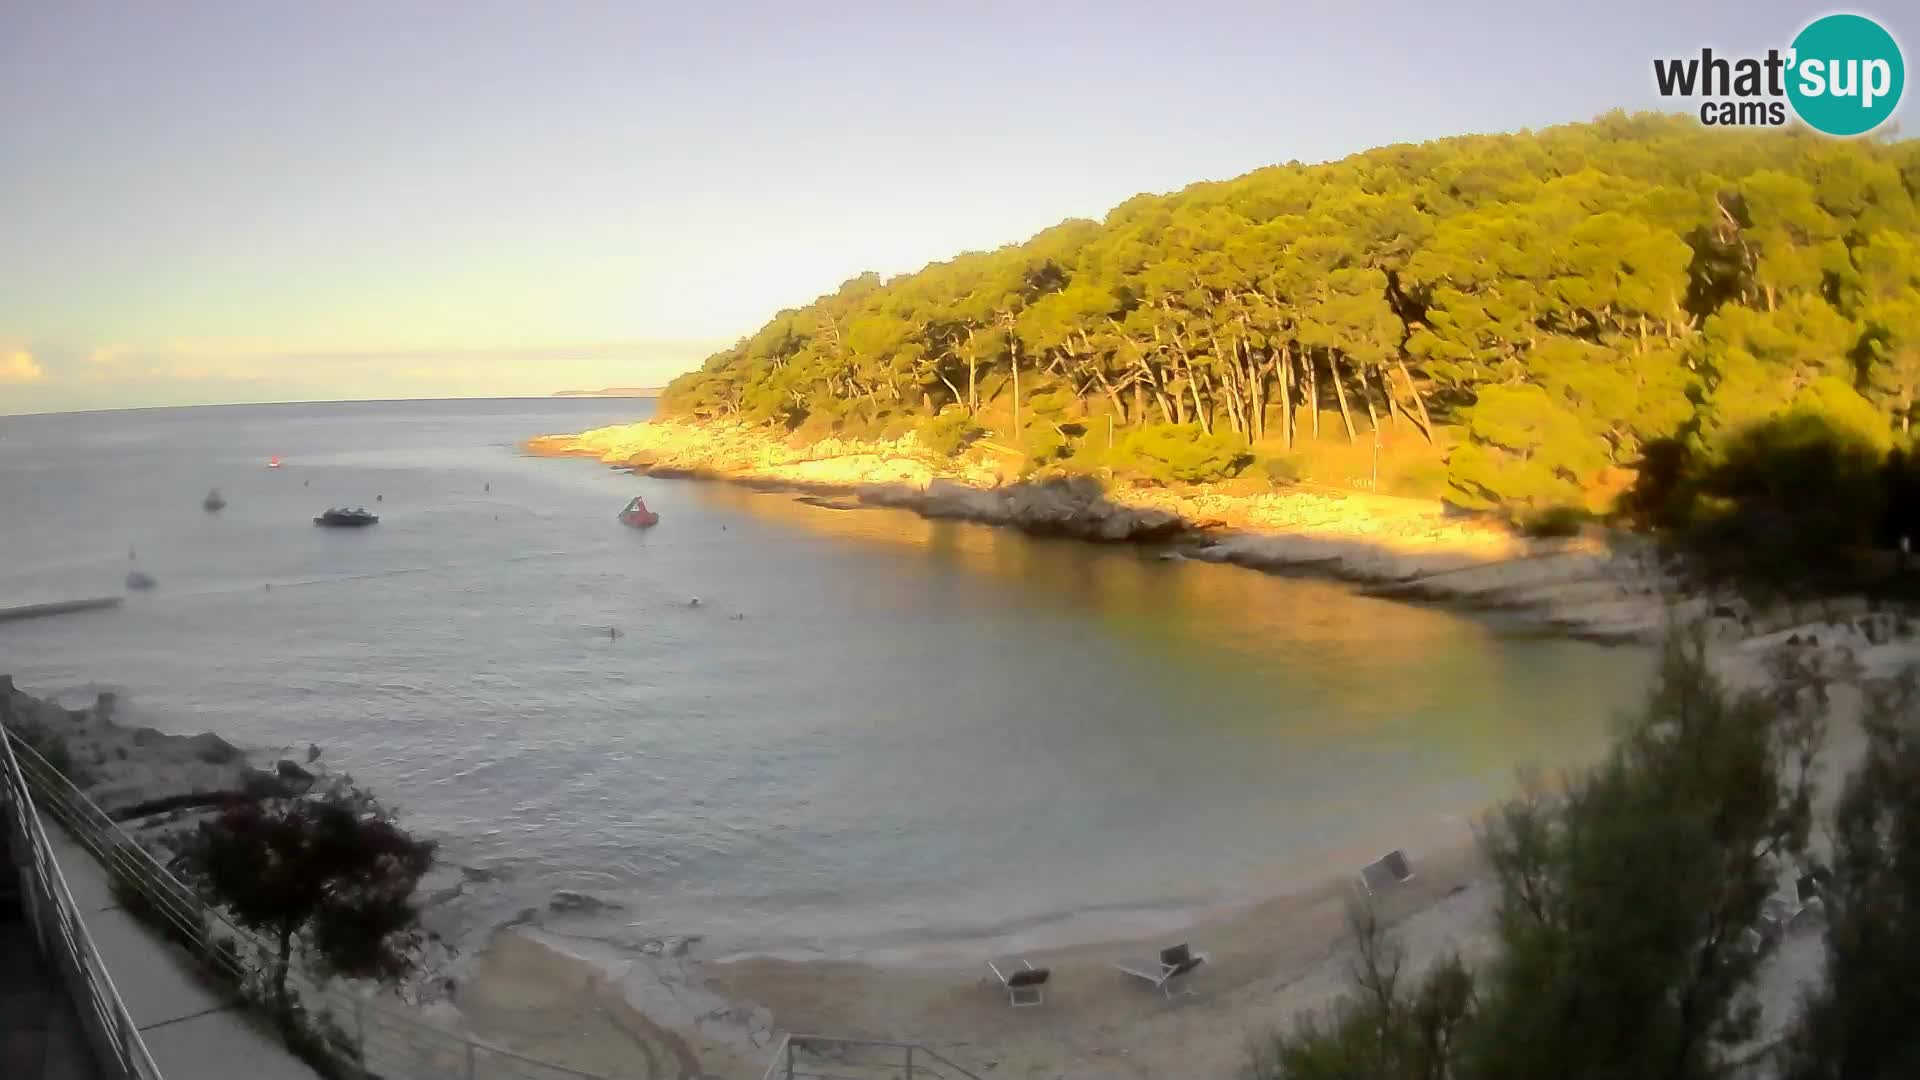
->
[663, 113, 1920, 579]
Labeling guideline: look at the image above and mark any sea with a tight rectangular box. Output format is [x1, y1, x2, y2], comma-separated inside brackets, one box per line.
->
[0, 397, 1655, 958]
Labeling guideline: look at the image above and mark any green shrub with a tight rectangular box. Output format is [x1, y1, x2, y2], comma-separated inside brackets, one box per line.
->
[1112, 423, 1251, 485]
[1386, 459, 1451, 499]
[878, 416, 917, 442]
[787, 409, 840, 447]
[919, 410, 984, 457]
[1020, 423, 1070, 473]
[1520, 505, 1591, 538]
[1258, 455, 1300, 487]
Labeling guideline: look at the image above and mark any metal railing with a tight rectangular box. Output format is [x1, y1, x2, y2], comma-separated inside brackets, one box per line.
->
[2, 723, 165, 1080]
[3, 726, 617, 1080]
[762, 1035, 981, 1080]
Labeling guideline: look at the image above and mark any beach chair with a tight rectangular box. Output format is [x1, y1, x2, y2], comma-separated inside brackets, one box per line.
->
[1359, 850, 1415, 896]
[1113, 943, 1207, 999]
[1762, 887, 1823, 937]
[1797, 870, 1830, 907]
[987, 957, 1051, 1007]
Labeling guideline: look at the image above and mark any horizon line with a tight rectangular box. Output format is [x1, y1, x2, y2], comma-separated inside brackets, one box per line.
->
[0, 393, 667, 422]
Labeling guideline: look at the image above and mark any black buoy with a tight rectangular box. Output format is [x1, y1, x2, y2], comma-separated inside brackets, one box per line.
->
[376, 494, 383, 502]
[485, 483, 491, 492]
[304, 479, 310, 487]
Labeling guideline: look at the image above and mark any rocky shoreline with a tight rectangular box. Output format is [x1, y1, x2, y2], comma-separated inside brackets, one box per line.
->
[528, 418, 1688, 643]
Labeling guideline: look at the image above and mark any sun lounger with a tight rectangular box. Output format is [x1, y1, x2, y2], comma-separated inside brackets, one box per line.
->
[1761, 891, 1821, 936]
[1113, 943, 1207, 998]
[1360, 850, 1415, 896]
[1797, 870, 1830, 906]
[987, 957, 1051, 1007]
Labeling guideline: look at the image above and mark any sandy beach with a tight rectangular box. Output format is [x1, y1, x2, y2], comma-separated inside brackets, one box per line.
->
[7, 610, 1911, 1079]
[428, 615, 1914, 1080]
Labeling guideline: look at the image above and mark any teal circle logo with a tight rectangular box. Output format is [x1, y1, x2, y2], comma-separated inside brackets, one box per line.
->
[1787, 14, 1905, 136]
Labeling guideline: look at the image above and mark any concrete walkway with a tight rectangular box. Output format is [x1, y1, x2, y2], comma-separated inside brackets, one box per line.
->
[43, 828, 320, 1080]
[1, 917, 102, 1080]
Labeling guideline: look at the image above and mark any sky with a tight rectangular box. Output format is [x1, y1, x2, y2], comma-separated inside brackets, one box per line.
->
[0, 0, 1905, 415]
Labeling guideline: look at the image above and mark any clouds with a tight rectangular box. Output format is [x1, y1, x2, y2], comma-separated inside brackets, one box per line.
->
[0, 349, 46, 383]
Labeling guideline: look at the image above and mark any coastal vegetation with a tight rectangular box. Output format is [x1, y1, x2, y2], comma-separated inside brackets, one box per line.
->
[661, 113, 1920, 554]
[174, 781, 436, 1022]
[1248, 630, 1920, 1080]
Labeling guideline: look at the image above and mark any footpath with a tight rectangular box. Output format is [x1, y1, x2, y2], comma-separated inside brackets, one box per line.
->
[42, 827, 319, 1080]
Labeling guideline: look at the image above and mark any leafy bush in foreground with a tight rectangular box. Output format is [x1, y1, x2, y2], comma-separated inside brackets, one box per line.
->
[1113, 423, 1251, 485]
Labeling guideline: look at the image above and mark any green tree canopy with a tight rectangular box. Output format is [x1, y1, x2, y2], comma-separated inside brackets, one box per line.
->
[663, 114, 1918, 515]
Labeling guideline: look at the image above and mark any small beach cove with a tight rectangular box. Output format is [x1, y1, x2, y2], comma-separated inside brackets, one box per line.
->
[2, 399, 1675, 1077]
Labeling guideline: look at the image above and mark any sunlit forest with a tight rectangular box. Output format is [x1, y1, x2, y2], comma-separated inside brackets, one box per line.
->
[664, 112, 1919, 529]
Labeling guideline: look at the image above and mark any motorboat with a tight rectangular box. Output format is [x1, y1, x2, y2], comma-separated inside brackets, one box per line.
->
[314, 507, 379, 527]
[203, 488, 227, 512]
[267, 456, 283, 468]
[618, 496, 660, 528]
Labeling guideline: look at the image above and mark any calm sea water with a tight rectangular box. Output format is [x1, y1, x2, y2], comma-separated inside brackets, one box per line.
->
[0, 398, 1653, 954]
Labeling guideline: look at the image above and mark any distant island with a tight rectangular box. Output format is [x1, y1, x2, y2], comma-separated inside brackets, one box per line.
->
[551, 387, 664, 398]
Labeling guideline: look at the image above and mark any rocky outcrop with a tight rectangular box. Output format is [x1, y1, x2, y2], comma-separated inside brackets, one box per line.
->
[549, 889, 625, 915]
[528, 418, 1685, 642]
[860, 477, 1183, 541]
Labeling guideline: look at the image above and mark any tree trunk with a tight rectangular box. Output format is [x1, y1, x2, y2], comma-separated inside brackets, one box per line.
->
[1011, 350, 1021, 442]
[1278, 346, 1294, 448]
[1395, 357, 1435, 445]
[1372, 364, 1401, 430]
[274, 925, 295, 1018]
[1330, 354, 1358, 444]
[1307, 352, 1320, 439]
[1250, 358, 1266, 443]
[1134, 354, 1176, 425]
[1091, 367, 1128, 424]
[1132, 380, 1144, 425]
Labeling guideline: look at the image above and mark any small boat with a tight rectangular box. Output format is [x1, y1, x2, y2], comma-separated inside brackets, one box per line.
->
[618, 496, 659, 528]
[203, 488, 227, 512]
[125, 571, 157, 590]
[267, 456, 283, 468]
[314, 507, 379, 527]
